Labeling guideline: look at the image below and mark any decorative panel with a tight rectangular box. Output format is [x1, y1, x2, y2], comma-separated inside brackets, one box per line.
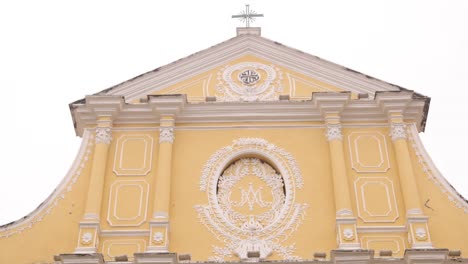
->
[360, 236, 405, 256]
[354, 177, 399, 223]
[113, 134, 153, 176]
[107, 180, 149, 227]
[348, 132, 390, 173]
[101, 239, 146, 260]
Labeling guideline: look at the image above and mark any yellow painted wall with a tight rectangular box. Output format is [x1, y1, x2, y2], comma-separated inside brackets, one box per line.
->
[1, 55, 468, 263]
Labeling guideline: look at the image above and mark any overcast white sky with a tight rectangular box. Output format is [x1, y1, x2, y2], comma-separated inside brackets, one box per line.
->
[0, 1, 467, 225]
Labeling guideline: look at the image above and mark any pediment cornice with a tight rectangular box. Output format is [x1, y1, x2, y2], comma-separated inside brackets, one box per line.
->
[97, 34, 406, 102]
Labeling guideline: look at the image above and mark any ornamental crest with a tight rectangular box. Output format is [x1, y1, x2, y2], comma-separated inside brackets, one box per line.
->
[195, 138, 307, 261]
[215, 62, 283, 101]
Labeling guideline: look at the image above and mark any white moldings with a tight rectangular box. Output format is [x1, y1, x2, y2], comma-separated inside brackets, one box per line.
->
[195, 138, 307, 261]
[148, 222, 170, 253]
[0, 130, 93, 238]
[407, 208, 423, 216]
[407, 124, 468, 213]
[102, 239, 145, 259]
[73, 92, 427, 136]
[113, 134, 153, 176]
[159, 127, 174, 144]
[357, 226, 407, 233]
[336, 208, 353, 217]
[408, 222, 432, 248]
[107, 180, 149, 227]
[95, 127, 112, 145]
[104, 35, 400, 103]
[349, 132, 390, 173]
[75, 222, 99, 254]
[361, 182, 392, 217]
[361, 236, 405, 254]
[354, 177, 399, 223]
[100, 230, 149, 237]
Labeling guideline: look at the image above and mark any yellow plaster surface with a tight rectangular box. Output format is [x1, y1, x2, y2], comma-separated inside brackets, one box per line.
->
[142, 55, 349, 102]
[1, 55, 467, 263]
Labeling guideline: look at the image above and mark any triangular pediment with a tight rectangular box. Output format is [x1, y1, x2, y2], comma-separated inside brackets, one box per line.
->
[98, 33, 402, 103]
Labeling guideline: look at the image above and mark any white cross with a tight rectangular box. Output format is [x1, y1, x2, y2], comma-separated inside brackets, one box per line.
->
[232, 4, 264, 28]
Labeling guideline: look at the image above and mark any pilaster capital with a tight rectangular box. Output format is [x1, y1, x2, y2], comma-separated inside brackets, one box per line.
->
[326, 123, 343, 141]
[389, 122, 407, 141]
[95, 125, 113, 145]
[159, 117, 175, 144]
[159, 127, 174, 144]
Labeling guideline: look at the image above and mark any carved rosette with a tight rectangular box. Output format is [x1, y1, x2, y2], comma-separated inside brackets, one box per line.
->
[195, 138, 307, 261]
[342, 228, 354, 241]
[325, 124, 343, 141]
[390, 123, 407, 141]
[81, 232, 93, 245]
[215, 62, 283, 102]
[415, 227, 427, 241]
[95, 127, 112, 145]
[159, 127, 174, 144]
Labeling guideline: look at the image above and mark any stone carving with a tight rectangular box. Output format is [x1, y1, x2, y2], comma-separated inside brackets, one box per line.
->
[239, 69, 260, 85]
[415, 227, 427, 240]
[215, 62, 283, 102]
[153, 232, 164, 243]
[326, 124, 343, 141]
[81, 232, 93, 245]
[195, 138, 307, 261]
[336, 209, 353, 217]
[95, 127, 112, 145]
[159, 127, 174, 144]
[343, 228, 354, 241]
[390, 123, 406, 141]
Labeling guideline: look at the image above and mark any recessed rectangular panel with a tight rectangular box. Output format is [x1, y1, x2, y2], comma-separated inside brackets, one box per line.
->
[113, 134, 153, 176]
[348, 132, 390, 173]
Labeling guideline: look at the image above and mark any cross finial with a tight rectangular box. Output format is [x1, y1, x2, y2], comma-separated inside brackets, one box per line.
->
[232, 4, 264, 28]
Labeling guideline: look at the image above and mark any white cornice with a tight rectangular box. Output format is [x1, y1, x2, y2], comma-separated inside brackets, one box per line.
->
[72, 92, 426, 136]
[101, 34, 404, 103]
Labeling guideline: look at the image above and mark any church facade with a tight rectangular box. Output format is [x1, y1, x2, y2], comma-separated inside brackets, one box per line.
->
[1, 27, 467, 264]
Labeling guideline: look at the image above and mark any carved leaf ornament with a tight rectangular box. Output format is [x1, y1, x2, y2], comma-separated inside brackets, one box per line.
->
[195, 138, 307, 261]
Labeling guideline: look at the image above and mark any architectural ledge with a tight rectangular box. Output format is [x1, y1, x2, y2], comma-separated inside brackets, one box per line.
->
[52, 249, 465, 264]
[236, 27, 261, 36]
[56, 253, 105, 264]
[70, 91, 427, 137]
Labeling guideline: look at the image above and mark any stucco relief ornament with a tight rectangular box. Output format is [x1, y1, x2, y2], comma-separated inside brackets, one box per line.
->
[342, 228, 354, 241]
[325, 124, 343, 141]
[159, 127, 174, 144]
[153, 232, 164, 244]
[195, 138, 307, 261]
[415, 227, 427, 240]
[215, 62, 283, 102]
[390, 123, 406, 141]
[81, 232, 93, 245]
[95, 127, 112, 145]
